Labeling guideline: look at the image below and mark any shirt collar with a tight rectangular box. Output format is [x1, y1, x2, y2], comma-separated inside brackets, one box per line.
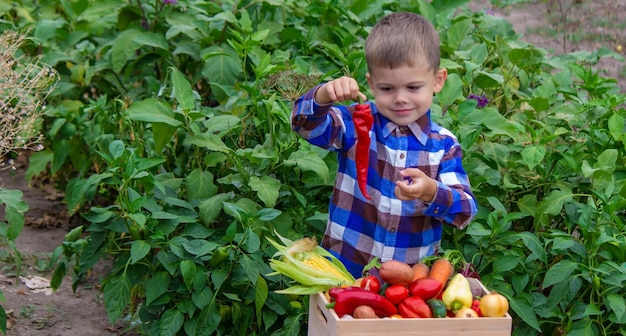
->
[377, 106, 432, 145]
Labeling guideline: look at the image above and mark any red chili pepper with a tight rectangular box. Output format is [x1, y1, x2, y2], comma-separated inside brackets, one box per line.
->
[360, 275, 381, 293]
[397, 296, 432, 318]
[471, 298, 484, 317]
[329, 287, 397, 317]
[384, 284, 409, 305]
[408, 277, 443, 301]
[353, 102, 373, 199]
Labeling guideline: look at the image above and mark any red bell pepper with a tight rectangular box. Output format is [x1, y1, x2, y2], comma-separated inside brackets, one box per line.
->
[353, 102, 373, 200]
[329, 287, 397, 317]
[408, 277, 442, 301]
[471, 298, 483, 317]
[397, 296, 432, 318]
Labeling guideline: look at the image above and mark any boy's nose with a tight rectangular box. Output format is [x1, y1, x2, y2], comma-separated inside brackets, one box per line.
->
[393, 91, 408, 104]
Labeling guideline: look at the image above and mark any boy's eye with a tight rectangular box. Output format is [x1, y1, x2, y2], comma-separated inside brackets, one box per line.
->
[379, 87, 392, 92]
[408, 86, 421, 91]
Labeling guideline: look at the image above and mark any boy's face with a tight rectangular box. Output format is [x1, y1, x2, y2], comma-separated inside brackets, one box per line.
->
[366, 64, 447, 126]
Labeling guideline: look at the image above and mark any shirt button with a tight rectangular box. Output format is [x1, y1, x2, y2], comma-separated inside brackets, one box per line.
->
[434, 208, 439, 214]
[400, 154, 405, 159]
[390, 227, 396, 233]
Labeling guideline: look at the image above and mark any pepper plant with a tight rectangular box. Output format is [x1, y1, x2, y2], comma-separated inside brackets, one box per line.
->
[1, 0, 625, 335]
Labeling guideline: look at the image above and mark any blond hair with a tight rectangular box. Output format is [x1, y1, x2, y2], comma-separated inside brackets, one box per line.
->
[365, 12, 441, 73]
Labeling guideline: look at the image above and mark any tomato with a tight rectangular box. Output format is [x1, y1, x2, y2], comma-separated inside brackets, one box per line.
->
[479, 292, 509, 317]
[384, 284, 409, 305]
[408, 277, 442, 301]
[360, 275, 381, 293]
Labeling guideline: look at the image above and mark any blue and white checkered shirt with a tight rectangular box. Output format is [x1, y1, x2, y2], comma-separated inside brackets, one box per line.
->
[292, 85, 477, 277]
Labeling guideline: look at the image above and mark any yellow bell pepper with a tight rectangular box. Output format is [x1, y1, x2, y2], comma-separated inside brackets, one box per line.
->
[441, 274, 473, 314]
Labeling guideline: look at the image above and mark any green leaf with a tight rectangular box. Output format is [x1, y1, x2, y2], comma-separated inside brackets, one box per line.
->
[198, 192, 233, 225]
[0, 304, 5, 335]
[146, 272, 170, 305]
[110, 29, 141, 73]
[201, 45, 242, 87]
[130, 240, 150, 264]
[108, 140, 125, 159]
[171, 67, 196, 111]
[249, 175, 280, 207]
[186, 168, 218, 201]
[244, 228, 261, 253]
[436, 73, 464, 107]
[519, 232, 547, 264]
[126, 98, 182, 127]
[211, 269, 228, 289]
[284, 150, 330, 183]
[50, 261, 66, 291]
[203, 115, 241, 136]
[134, 31, 169, 50]
[606, 294, 626, 322]
[104, 274, 131, 325]
[463, 107, 520, 139]
[492, 255, 522, 273]
[186, 133, 231, 153]
[543, 259, 578, 289]
[255, 275, 268, 322]
[445, 17, 472, 51]
[160, 309, 184, 336]
[608, 113, 624, 141]
[182, 239, 218, 256]
[180, 260, 197, 291]
[0, 189, 27, 241]
[194, 302, 220, 335]
[509, 295, 542, 332]
[521, 145, 546, 170]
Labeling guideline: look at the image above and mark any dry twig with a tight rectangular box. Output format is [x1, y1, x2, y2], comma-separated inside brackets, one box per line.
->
[0, 30, 58, 168]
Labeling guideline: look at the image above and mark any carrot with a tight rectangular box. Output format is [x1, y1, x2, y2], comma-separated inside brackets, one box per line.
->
[412, 262, 430, 281]
[428, 258, 454, 288]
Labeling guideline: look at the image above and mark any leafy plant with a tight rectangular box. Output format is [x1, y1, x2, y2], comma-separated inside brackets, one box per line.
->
[2, 0, 625, 335]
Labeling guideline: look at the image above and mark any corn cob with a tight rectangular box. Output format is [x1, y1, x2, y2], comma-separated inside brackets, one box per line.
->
[267, 232, 355, 295]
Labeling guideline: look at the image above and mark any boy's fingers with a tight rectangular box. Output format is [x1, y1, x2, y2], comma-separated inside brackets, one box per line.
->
[358, 92, 368, 102]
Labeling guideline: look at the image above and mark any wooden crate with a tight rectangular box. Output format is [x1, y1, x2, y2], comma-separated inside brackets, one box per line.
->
[307, 284, 512, 336]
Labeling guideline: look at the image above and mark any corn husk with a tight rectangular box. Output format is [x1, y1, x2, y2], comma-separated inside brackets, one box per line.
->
[266, 232, 355, 295]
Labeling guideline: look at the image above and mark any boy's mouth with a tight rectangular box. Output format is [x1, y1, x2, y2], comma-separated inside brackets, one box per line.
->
[393, 109, 413, 116]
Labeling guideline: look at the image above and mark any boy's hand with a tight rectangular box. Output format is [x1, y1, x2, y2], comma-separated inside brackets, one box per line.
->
[394, 168, 437, 203]
[315, 76, 368, 104]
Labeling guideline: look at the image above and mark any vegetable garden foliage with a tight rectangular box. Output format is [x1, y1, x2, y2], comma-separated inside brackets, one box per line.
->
[1, 0, 625, 335]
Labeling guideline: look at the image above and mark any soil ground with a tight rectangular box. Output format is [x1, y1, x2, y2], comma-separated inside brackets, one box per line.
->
[1, 1, 624, 335]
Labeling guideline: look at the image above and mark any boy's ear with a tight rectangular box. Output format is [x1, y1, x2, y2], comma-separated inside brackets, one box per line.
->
[433, 68, 448, 93]
[366, 73, 373, 91]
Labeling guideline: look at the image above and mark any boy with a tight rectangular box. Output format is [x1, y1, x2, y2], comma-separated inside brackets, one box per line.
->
[291, 12, 477, 278]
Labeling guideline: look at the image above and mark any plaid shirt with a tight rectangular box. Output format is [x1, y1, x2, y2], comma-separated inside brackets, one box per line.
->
[292, 86, 477, 277]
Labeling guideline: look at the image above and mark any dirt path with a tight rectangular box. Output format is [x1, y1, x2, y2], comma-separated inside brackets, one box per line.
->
[0, 157, 126, 336]
[0, 1, 624, 335]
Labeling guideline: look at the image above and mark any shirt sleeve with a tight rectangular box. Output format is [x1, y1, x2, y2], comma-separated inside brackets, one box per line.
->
[291, 85, 351, 151]
[423, 142, 477, 229]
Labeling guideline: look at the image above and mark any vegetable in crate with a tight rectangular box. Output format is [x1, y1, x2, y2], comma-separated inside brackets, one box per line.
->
[408, 277, 442, 300]
[426, 299, 447, 318]
[328, 287, 397, 318]
[267, 232, 355, 295]
[379, 260, 414, 286]
[397, 296, 432, 318]
[441, 274, 473, 314]
[384, 284, 409, 305]
[480, 292, 509, 317]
